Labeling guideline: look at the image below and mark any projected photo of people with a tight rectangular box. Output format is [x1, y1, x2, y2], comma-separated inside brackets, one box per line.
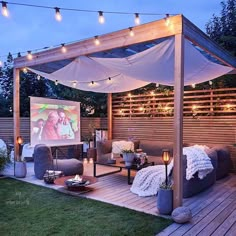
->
[57, 108, 75, 139]
[30, 97, 81, 147]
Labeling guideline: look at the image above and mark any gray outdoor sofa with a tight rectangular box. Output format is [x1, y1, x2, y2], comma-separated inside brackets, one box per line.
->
[33, 144, 84, 180]
[96, 140, 231, 198]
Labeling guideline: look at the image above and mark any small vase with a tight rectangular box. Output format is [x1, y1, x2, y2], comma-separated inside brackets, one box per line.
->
[157, 188, 173, 215]
[123, 153, 135, 167]
[15, 161, 27, 178]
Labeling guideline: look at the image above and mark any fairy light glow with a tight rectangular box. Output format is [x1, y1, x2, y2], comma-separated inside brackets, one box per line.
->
[55, 7, 62, 21]
[1, 1, 9, 17]
[134, 13, 140, 25]
[98, 11, 105, 24]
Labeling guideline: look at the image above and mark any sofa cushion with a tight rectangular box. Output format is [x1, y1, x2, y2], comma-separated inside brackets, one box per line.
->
[139, 140, 173, 157]
[112, 141, 134, 157]
[182, 148, 217, 198]
[211, 145, 231, 179]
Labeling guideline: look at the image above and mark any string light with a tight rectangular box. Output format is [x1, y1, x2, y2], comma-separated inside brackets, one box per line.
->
[128, 93, 132, 97]
[55, 80, 58, 85]
[150, 91, 155, 95]
[37, 75, 40, 80]
[98, 11, 105, 24]
[134, 13, 140, 25]
[139, 106, 144, 111]
[129, 27, 134, 37]
[55, 7, 62, 21]
[27, 51, 33, 60]
[165, 14, 170, 26]
[192, 84, 196, 88]
[1, 1, 9, 17]
[156, 83, 159, 87]
[209, 80, 213, 85]
[192, 105, 197, 110]
[23, 67, 27, 73]
[0, 60, 2, 67]
[94, 36, 100, 45]
[72, 81, 77, 88]
[61, 43, 67, 53]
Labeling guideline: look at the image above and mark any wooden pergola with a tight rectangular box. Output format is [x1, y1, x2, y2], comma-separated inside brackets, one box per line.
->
[13, 15, 236, 208]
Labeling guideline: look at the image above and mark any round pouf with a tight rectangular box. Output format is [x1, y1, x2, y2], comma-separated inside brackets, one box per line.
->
[171, 207, 192, 223]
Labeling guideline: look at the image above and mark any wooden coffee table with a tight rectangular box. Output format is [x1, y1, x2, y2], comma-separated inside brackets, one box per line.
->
[54, 175, 97, 192]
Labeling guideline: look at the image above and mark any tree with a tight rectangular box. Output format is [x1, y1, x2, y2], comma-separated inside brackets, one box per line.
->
[206, 0, 236, 56]
[0, 53, 107, 117]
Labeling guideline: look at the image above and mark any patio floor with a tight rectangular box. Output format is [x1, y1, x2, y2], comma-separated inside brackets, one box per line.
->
[2, 162, 236, 236]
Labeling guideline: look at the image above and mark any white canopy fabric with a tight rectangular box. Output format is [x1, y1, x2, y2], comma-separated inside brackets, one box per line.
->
[29, 37, 233, 93]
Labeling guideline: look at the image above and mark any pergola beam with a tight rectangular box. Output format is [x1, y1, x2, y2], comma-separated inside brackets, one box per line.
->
[14, 15, 183, 68]
[183, 16, 236, 69]
[13, 68, 20, 166]
[173, 33, 184, 208]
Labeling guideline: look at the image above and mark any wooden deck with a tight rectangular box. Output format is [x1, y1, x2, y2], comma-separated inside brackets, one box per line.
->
[4, 162, 236, 235]
[158, 175, 236, 236]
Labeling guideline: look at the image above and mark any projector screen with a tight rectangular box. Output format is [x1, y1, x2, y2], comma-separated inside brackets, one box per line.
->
[30, 97, 81, 147]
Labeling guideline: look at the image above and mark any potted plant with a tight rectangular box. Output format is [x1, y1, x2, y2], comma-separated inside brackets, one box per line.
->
[0, 148, 11, 176]
[122, 149, 135, 167]
[157, 180, 173, 215]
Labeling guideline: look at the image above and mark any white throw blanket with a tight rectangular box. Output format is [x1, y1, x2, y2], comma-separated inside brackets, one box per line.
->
[130, 146, 213, 197]
[130, 160, 174, 197]
[184, 146, 213, 180]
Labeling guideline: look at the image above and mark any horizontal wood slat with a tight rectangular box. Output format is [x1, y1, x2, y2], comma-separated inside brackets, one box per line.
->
[0, 117, 107, 146]
[113, 117, 236, 172]
[113, 88, 236, 118]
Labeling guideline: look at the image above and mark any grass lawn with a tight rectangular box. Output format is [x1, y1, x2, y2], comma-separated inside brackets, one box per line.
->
[0, 178, 172, 236]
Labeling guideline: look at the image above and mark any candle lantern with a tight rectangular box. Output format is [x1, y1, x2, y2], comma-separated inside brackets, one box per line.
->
[162, 149, 170, 187]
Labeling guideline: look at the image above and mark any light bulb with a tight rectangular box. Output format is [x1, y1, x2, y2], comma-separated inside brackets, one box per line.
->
[156, 83, 159, 88]
[134, 13, 140, 25]
[61, 43, 67, 53]
[165, 14, 170, 26]
[55, 80, 58, 85]
[27, 51, 33, 60]
[129, 27, 134, 37]
[209, 80, 213, 85]
[150, 91, 155, 95]
[0, 60, 2, 67]
[1, 1, 9, 17]
[37, 75, 40, 80]
[72, 81, 77, 88]
[55, 7, 62, 21]
[98, 11, 105, 24]
[94, 36, 100, 45]
[23, 67, 27, 73]
[192, 84, 196, 88]
[128, 93, 132, 97]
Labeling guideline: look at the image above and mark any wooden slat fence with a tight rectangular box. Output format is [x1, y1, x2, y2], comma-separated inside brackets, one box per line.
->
[0, 117, 107, 146]
[113, 88, 236, 118]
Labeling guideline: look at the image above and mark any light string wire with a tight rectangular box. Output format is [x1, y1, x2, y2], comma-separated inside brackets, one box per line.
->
[0, 1, 177, 61]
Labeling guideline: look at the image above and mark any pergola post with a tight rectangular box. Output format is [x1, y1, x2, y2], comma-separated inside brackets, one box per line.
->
[107, 93, 113, 140]
[173, 33, 184, 208]
[13, 68, 20, 165]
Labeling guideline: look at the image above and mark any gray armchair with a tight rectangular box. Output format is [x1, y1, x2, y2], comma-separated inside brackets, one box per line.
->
[33, 144, 83, 179]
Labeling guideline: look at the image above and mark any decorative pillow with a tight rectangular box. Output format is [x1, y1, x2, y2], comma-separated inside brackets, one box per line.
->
[112, 141, 134, 158]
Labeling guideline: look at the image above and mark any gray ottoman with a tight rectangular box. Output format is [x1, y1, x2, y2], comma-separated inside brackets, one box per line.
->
[33, 144, 83, 180]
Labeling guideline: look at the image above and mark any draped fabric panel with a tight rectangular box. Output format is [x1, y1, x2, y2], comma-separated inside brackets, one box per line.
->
[29, 37, 233, 93]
